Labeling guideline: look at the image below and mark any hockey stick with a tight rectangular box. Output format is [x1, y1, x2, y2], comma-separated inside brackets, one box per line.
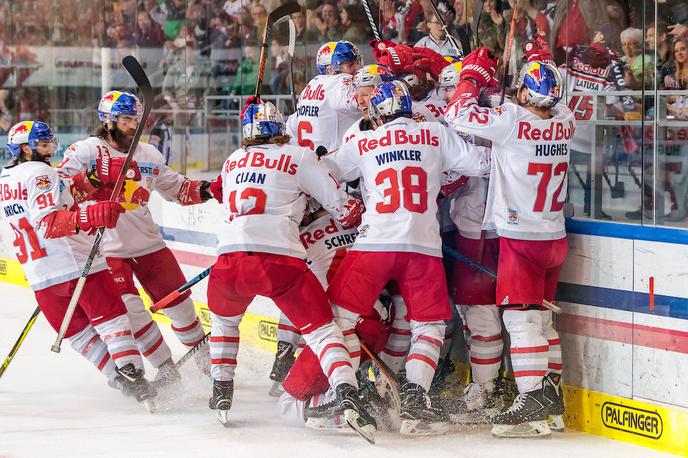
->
[442, 244, 561, 313]
[471, 0, 485, 50]
[149, 266, 212, 313]
[51, 56, 153, 353]
[254, 1, 301, 100]
[0, 306, 41, 380]
[499, 0, 520, 105]
[174, 332, 210, 370]
[422, 0, 465, 57]
[357, 332, 401, 429]
[286, 17, 297, 110]
[362, 0, 381, 41]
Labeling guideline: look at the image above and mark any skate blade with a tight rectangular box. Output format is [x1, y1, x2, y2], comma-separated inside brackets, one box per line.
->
[400, 419, 452, 436]
[268, 382, 285, 397]
[143, 398, 157, 413]
[343, 409, 376, 444]
[217, 409, 230, 427]
[491, 420, 552, 438]
[305, 415, 348, 431]
[547, 414, 565, 432]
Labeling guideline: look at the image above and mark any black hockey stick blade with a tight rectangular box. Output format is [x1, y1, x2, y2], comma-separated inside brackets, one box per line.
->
[122, 56, 152, 96]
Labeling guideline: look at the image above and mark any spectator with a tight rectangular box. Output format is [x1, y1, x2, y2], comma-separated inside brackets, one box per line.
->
[228, 45, 259, 95]
[551, 0, 611, 64]
[475, 0, 505, 57]
[620, 27, 654, 89]
[415, 13, 461, 57]
[164, 0, 187, 40]
[223, 0, 242, 19]
[647, 21, 671, 69]
[250, 3, 268, 40]
[340, 5, 368, 44]
[516, 0, 550, 41]
[162, 25, 206, 111]
[661, 38, 688, 91]
[291, 10, 318, 44]
[313, 1, 342, 42]
[236, 5, 258, 47]
[136, 10, 166, 47]
[451, 0, 474, 37]
[141, 0, 167, 27]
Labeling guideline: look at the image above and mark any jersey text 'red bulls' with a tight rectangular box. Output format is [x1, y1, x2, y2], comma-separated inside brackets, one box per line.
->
[0, 182, 28, 202]
[224, 151, 298, 175]
[300, 217, 354, 249]
[300, 83, 325, 101]
[358, 129, 439, 154]
[517, 120, 575, 141]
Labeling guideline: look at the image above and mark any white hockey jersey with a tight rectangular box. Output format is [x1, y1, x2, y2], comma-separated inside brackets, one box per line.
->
[285, 73, 360, 153]
[57, 137, 188, 258]
[449, 177, 498, 240]
[444, 101, 576, 240]
[0, 162, 107, 291]
[300, 214, 357, 287]
[418, 88, 447, 122]
[218, 142, 351, 259]
[322, 117, 490, 257]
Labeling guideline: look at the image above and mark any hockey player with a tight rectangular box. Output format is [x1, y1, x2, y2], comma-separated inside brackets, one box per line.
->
[207, 99, 376, 442]
[285, 40, 362, 152]
[444, 46, 573, 438]
[321, 81, 491, 435]
[57, 91, 212, 387]
[0, 121, 155, 406]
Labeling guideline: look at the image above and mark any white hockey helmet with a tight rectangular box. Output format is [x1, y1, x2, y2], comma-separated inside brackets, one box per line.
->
[316, 41, 337, 75]
[439, 61, 463, 88]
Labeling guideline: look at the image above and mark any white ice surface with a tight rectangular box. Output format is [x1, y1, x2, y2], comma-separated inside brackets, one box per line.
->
[0, 282, 673, 458]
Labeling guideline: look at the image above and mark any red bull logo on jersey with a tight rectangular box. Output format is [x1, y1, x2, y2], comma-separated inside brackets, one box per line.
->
[0, 182, 28, 202]
[225, 151, 297, 175]
[300, 218, 342, 249]
[301, 83, 326, 102]
[357, 129, 439, 154]
[517, 120, 575, 142]
[34, 175, 53, 191]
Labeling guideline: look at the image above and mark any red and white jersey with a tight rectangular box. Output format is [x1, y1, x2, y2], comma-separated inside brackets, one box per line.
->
[57, 137, 187, 258]
[449, 177, 497, 240]
[444, 100, 576, 241]
[0, 162, 107, 291]
[560, 57, 614, 153]
[300, 215, 357, 287]
[322, 117, 490, 257]
[285, 73, 360, 153]
[218, 142, 351, 259]
[419, 88, 447, 122]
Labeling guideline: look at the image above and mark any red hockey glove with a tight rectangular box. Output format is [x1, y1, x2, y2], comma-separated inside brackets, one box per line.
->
[370, 38, 398, 59]
[412, 47, 450, 81]
[208, 175, 223, 203]
[337, 196, 364, 228]
[460, 47, 499, 88]
[77, 201, 125, 234]
[41, 210, 79, 239]
[585, 43, 612, 69]
[177, 179, 212, 206]
[375, 44, 415, 73]
[91, 150, 141, 187]
[523, 35, 554, 64]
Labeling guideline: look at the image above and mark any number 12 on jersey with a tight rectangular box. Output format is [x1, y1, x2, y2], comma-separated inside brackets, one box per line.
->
[528, 162, 568, 212]
[228, 187, 267, 220]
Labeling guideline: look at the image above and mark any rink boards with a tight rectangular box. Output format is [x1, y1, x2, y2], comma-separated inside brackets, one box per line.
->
[0, 194, 686, 456]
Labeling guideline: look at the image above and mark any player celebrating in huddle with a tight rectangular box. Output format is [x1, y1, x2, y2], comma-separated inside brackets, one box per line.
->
[206, 99, 376, 442]
[444, 45, 574, 438]
[322, 81, 491, 435]
[58, 91, 213, 388]
[0, 121, 155, 407]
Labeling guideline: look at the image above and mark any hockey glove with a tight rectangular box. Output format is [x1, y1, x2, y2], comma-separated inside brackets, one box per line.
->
[90, 150, 141, 187]
[177, 179, 212, 206]
[77, 201, 125, 234]
[370, 38, 398, 59]
[523, 35, 554, 64]
[460, 47, 499, 88]
[208, 175, 223, 203]
[375, 44, 415, 73]
[337, 196, 364, 228]
[412, 47, 450, 81]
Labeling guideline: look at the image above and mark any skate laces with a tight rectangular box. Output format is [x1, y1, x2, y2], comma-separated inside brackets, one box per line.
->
[506, 393, 527, 413]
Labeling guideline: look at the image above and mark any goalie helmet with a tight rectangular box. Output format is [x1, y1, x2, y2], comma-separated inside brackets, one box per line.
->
[241, 101, 285, 140]
[330, 40, 362, 73]
[439, 61, 463, 87]
[316, 41, 337, 75]
[516, 61, 563, 108]
[353, 64, 394, 88]
[98, 91, 142, 124]
[7, 121, 57, 157]
[369, 81, 413, 124]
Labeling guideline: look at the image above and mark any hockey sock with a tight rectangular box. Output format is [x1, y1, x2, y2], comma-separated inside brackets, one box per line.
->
[502, 309, 549, 393]
[209, 312, 241, 382]
[69, 325, 117, 381]
[380, 295, 411, 374]
[122, 293, 172, 368]
[277, 312, 301, 348]
[94, 315, 144, 371]
[461, 304, 503, 384]
[302, 320, 358, 389]
[541, 310, 562, 375]
[456, 304, 472, 355]
[440, 314, 457, 358]
[165, 297, 205, 348]
[405, 320, 446, 391]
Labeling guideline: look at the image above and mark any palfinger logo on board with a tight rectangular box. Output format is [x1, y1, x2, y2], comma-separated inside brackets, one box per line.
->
[258, 320, 278, 342]
[601, 401, 664, 440]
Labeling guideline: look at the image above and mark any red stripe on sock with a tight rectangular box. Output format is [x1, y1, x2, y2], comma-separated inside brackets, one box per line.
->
[326, 360, 352, 378]
[511, 345, 549, 354]
[548, 362, 563, 370]
[383, 349, 408, 357]
[142, 336, 165, 357]
[103, 330, 132, 343]
[471, 355, 502, 365]
[210, 336, 240, 343]
[97, 353, 111, 371]
[171, 320, 201, 333]
[112, 349, 140, 360]
[350, 350, 361, 358]
[406, 353, 438, 370]
[133, 321, 154, 339]
[513, 370, 547, 377]
[390, 328, 412, 336]
[417, 335, 443, 347]
[278, 324, 300, 333]
[81, 335, 100, 357]
[342, 329, 356, 336]
[318, 343, 348, 361]
[472, 334, 502, 342]
[211, 358, 237, 365]
[548, 339, 561, 346]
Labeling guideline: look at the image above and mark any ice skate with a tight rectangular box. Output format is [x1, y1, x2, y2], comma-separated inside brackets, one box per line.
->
[152, 358, 182, 390]
[209, 379, 234, 427]
[336, 383, 377, 444]
[269, 341, 295, 383]
[448, 380, 503, 425]
[399, 382, 451, 436]
[304, 389, 347, 430]
[429, 355, 456, 395]
[491, 389, 551, 438]
[115, 363, 157, 413]
[542, 373, 565, 432]
[357, 361, 399, 431]
[193, 343, 211, 378]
